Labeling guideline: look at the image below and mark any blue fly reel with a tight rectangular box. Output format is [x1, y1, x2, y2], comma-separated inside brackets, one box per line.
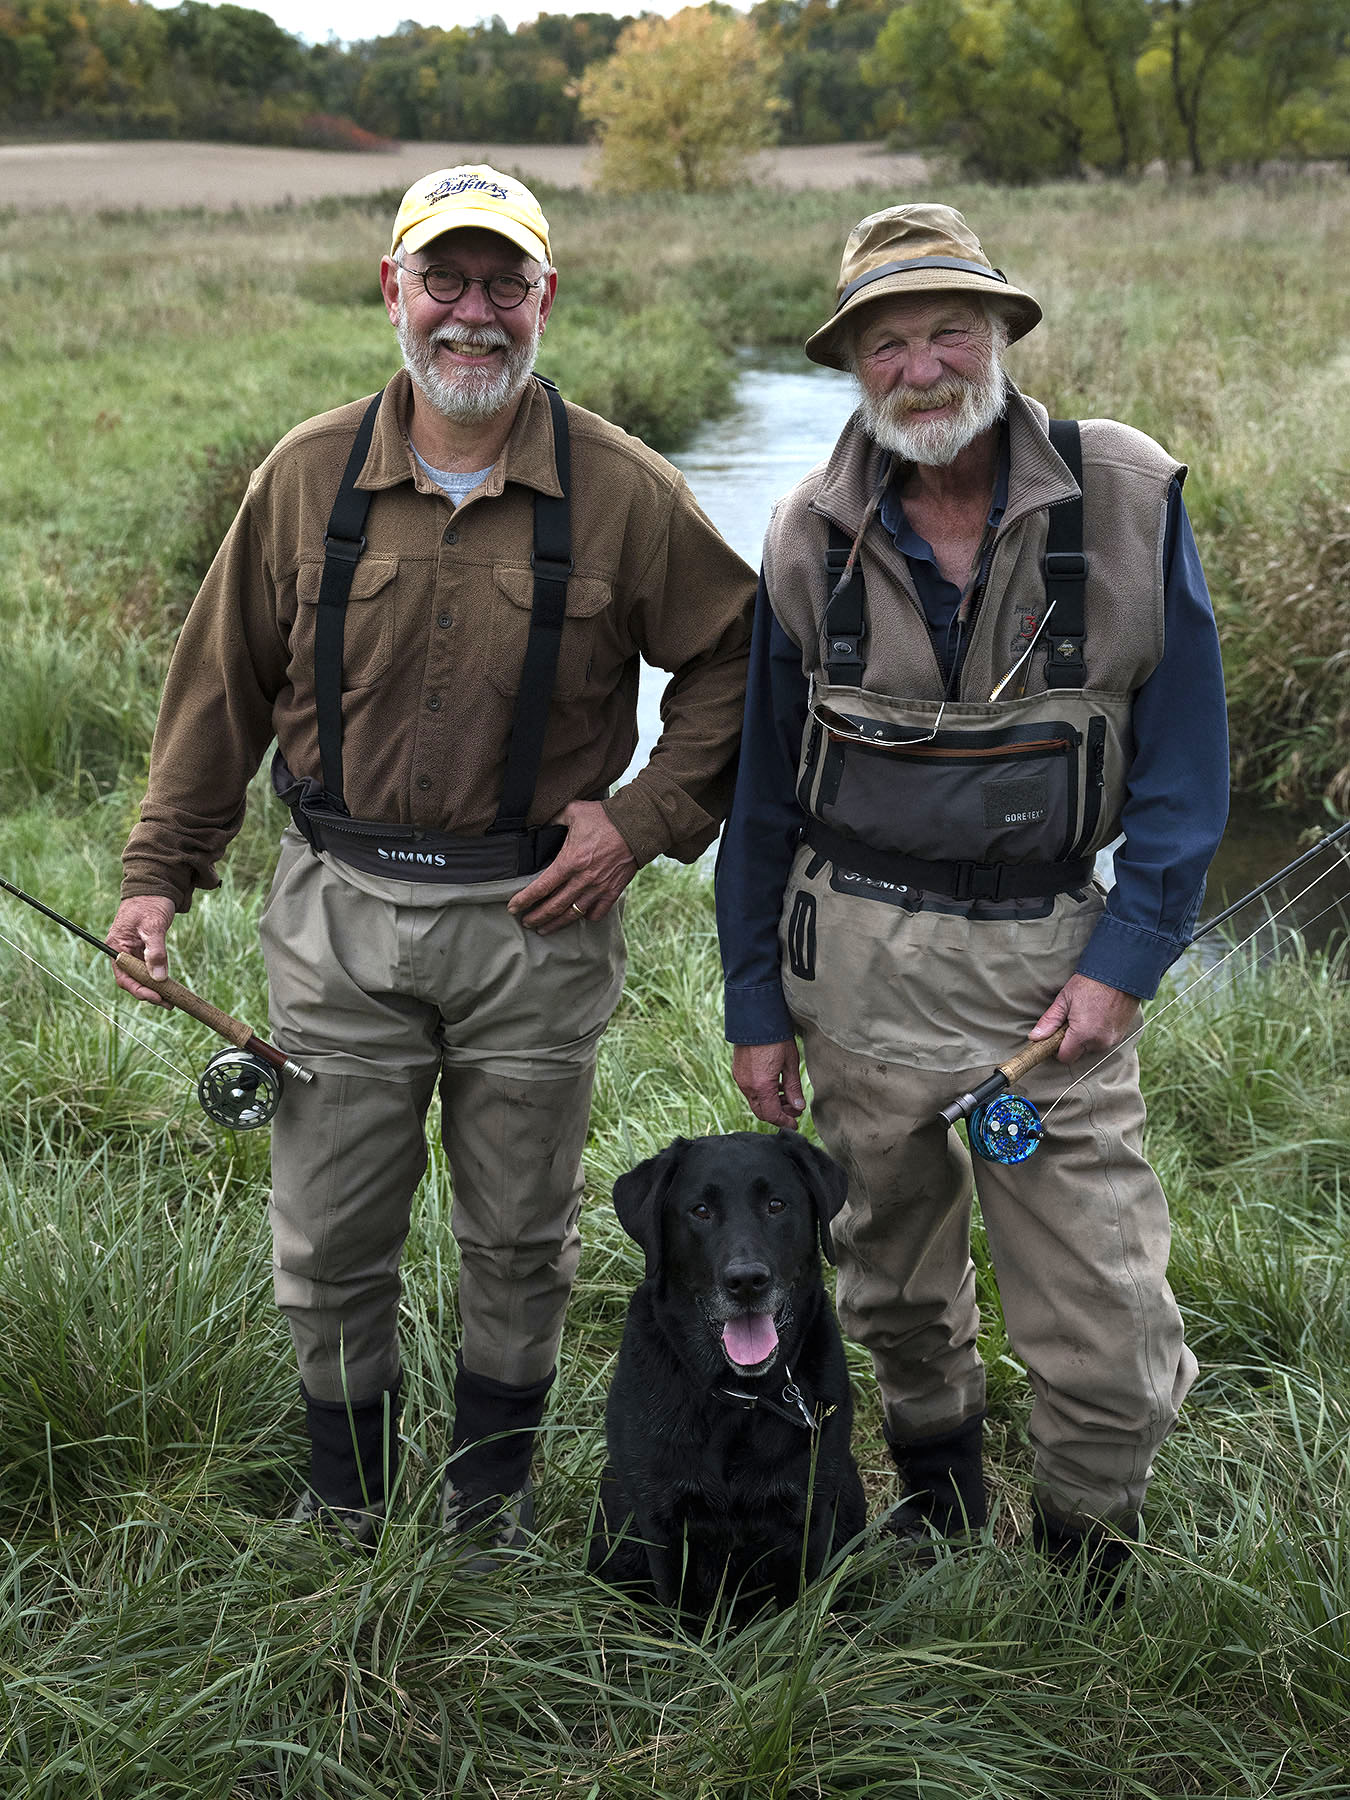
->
[967, 1091, 1044, 1164]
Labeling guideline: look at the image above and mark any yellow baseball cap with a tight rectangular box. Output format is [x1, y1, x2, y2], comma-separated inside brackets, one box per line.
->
[390, 165, 551, 265]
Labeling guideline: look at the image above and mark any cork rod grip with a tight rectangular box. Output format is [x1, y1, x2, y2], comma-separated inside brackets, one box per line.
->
[997, 1026, 1067, 1085]
[115, 953, 255, 1048]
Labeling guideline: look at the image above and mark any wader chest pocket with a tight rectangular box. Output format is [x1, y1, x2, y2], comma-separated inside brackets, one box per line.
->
[810, 717, 1089, 865]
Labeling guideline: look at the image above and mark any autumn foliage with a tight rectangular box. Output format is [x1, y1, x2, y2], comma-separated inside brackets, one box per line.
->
[576, 8, 783, 193]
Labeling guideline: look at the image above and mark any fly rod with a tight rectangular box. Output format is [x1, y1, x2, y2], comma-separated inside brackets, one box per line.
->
[936, 816, 1350, 1163]
[0, 873, 313, 1130]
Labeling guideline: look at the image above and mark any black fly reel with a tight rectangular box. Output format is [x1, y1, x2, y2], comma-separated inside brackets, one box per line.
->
[197, 1047, 284, 1131]
[966, 1091, 1044, 1163]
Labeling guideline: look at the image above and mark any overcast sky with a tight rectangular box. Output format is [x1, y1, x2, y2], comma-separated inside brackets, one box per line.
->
[189, 0, 744, 48]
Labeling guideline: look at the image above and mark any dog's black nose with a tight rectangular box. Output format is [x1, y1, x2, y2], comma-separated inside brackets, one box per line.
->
[723, 1259, 772, 1301]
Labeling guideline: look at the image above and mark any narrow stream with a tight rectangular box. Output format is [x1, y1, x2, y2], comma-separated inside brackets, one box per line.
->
[633, 358, 1347, 956]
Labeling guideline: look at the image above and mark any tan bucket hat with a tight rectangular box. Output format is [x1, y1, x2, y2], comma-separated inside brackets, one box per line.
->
[805, 203, 1040, 370]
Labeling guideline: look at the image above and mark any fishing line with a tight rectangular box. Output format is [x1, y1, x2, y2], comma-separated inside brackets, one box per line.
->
[1041, 843, 1350, 1121]
[0, 922, 195, 1084]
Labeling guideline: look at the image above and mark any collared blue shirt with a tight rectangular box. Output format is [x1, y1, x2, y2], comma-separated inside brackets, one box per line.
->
[877, 428, 1009, 689]
[716, 476, 1229, 1045]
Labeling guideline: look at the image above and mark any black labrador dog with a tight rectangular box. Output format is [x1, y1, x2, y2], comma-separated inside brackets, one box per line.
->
[589, 1131, 866, 1616]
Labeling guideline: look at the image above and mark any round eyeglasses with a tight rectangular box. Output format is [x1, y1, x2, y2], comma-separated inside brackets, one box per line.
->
[395, 259, 545, 311]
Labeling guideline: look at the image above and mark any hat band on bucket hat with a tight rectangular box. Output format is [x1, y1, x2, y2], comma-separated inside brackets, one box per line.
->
[804, 203, 1041, 369]
[836, 256, 1010, 310]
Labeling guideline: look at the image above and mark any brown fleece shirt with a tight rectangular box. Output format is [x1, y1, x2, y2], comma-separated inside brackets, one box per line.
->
[122, 371, 756, 910]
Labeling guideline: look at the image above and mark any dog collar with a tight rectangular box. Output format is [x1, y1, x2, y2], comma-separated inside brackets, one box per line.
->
[714, 1361, 835, 1434]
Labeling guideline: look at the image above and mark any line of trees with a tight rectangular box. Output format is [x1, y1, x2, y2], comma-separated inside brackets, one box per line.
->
[1, 0, 1346, 181]
[864, 0, 1350, 179]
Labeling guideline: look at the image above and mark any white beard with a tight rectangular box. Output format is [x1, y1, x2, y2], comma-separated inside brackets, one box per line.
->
[857, 349, 1008, 466]
[397, 312, 540, 423]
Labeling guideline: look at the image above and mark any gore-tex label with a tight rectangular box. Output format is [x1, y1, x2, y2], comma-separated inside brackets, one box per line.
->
[983, 775, 1049, 829]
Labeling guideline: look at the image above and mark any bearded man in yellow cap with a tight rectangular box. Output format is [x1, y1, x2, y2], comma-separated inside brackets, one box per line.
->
[107, 166, 755, 1552]
[716, 203, 1228, 1590]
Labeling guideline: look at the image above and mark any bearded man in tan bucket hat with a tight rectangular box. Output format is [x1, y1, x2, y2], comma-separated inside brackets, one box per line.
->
[107, 164, 755, 1555]
[715, 202, 1229, 1591]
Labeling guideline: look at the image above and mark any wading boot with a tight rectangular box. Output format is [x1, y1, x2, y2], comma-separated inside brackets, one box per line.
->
[1033, 1501, 1140, 1608]
[881, 1414, 988, 1561]
[289, 1376, 402, 1552]
[439, 1355, 554, 1569]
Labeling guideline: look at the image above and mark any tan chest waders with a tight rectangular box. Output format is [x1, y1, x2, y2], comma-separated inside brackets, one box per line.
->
[783, 421, 1132, 1071]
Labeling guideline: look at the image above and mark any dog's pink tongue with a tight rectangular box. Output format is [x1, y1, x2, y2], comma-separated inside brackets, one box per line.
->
[723, 1313, 778, 1368]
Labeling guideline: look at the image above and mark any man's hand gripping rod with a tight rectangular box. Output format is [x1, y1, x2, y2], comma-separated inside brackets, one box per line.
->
[939, 1028, 1066, 1131]
[938, 817, 1350, 1162]
[0, 874, 313, 1130]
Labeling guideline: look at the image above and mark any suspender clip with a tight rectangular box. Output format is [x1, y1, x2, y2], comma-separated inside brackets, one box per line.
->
[322, 532, 366, 564]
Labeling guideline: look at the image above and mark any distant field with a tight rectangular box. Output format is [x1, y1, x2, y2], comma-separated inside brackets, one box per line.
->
[0, 137, 930, 210]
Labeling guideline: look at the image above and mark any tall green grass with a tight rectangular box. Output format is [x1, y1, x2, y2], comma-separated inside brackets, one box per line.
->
[2, 859, 1350, 1795]
[1, 174, 1349, 1794]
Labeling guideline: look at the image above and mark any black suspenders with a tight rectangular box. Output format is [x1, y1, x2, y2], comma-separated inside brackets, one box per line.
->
[820, 419, 1089, 691]
[823, 526, 867, 687]
[312, 374, 573, 832]
[315, 390, 382, 809]
[492, 378, 572, 834]
[1042, 418, 1087, 688]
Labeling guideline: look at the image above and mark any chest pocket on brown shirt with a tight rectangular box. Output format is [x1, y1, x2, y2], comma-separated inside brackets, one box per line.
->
[488, 565, 616, 701]
[293, 555, 399, 689]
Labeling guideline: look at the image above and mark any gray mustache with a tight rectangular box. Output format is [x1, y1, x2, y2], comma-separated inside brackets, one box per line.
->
[430, 329, 510, 354]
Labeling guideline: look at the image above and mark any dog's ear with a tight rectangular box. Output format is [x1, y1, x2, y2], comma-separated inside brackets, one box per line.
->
[611, 1138, 692, 1281]
[776, 1131, 848, 1265]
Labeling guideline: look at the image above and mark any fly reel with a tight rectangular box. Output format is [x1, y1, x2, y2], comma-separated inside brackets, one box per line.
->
[938, 1025, 1065, 1165]
[197, 1047, 284, 1131]
[967, 1091, 1043, 1164]
[0, 871, 316, 1132]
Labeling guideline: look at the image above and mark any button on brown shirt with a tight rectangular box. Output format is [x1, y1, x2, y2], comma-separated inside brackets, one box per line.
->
[122, 372, 756, 910]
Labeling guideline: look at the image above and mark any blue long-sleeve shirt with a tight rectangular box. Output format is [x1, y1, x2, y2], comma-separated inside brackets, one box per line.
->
[716, 478, 1229, 1045]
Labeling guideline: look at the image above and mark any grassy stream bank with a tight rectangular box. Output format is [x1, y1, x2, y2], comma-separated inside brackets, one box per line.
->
[1, 175, 1349, 1794]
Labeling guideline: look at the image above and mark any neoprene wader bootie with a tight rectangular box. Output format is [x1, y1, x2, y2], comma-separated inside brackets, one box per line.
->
[882, 1414, 988, 1555]
[439, 1355, 554, 1558]
[291, 1375, 402, 1550]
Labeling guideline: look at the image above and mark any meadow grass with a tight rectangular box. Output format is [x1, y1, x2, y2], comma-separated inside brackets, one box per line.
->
[1, 173, 1350, 1793]
[2, 850, 1350, 1796]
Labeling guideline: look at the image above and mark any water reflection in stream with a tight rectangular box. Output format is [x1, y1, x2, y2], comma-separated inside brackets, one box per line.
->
[631, 356, 857, 766]
[630, 359, 1347, 957]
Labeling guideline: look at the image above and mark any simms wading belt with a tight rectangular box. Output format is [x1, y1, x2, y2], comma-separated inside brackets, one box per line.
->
[803, 818, 1091, 903]
[272, 375, 574, 884]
